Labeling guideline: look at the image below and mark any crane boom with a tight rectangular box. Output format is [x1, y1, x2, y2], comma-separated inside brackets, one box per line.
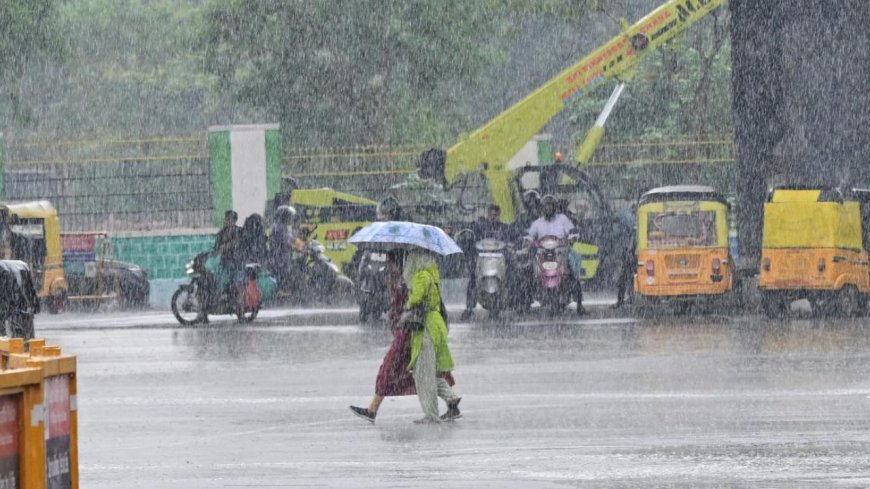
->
[444, 0, 724, 218]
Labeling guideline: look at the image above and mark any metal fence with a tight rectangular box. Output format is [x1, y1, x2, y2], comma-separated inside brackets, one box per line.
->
[284, 138, 736, 202]
[4, 135, 212, 232]
[2, 136, 734, 232]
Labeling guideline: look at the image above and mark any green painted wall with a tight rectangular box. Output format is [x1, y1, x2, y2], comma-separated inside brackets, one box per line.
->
[208, 130, 232, 227]
[112, 234, 215, 279]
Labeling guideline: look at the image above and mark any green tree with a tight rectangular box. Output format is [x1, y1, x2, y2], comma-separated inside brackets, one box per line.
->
[203, 0, 527, 147]
[0, 0, 65, 122]
[570, 8, 733, 197]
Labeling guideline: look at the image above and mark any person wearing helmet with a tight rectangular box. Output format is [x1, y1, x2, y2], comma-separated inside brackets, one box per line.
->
[269, 205, 298, 294]
[0, 206, 13, 260]
[511, 190, 541, 241]
[525, 194, 586, 315]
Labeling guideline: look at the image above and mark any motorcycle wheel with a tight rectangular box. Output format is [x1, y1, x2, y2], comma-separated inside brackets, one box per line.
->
[171, 286, 204, 326]
[358, 302, 370, 323]
[545, 289, 564, 316]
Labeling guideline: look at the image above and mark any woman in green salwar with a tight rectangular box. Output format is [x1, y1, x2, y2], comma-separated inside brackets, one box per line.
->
[402, 250, 461, 423]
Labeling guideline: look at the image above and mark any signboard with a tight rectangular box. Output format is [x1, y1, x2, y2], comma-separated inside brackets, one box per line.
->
[61, 234, 97, 263]
[0, 395, 19, 489]
[45, 376, 71, 489]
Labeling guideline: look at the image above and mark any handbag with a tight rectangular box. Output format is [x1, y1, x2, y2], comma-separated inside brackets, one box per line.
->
[398, 306, 425, 331]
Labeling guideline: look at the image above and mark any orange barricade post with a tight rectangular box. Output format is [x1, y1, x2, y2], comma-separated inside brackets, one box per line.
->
[0, 338, 80, 489]
[0, 367, 42, 489]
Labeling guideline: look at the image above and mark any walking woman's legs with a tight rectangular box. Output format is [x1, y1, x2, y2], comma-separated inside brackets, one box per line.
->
[412, 330, 440, 422]
[368, 394, 384, 413]
[436, 378, 459, 403]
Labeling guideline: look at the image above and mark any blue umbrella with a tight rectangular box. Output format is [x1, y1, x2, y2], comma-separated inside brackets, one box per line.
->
[348, 221, 463, 256]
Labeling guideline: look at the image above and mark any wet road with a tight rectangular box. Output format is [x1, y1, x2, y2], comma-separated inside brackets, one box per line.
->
[36, 307, 870, 488]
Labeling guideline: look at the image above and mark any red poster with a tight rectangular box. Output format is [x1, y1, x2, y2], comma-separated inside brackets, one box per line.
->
[60, 234, 96, 252]
[45, 376, 71, 489]
[0, 395, 20, 489]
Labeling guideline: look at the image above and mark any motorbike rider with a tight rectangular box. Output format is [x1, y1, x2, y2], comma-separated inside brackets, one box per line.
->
[511, 190, 542, 242]
[241, 213, 268, 265]
[524, 194, 586, 315]
[0, 206, 14, 260]
[269, 205, 299, 295]
[212, 210, 243, 303]
[460, 204, 512, 320]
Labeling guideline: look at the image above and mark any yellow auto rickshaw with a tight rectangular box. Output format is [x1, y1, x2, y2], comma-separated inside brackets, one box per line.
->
[758, 186, 870, 317]
[2, 200, 68, 313]
[633, 185, 733, 309]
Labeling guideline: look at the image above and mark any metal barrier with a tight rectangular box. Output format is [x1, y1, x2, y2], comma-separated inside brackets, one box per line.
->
[6, 135, 212, 233]
[0, 338, 78, 489]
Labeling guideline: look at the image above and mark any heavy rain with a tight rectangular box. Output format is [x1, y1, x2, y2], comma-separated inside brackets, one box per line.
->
[0, 0, 869, 487]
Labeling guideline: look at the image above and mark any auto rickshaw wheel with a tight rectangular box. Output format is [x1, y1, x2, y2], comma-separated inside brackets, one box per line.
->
[45, 290, 67, 315]
[834, 285, 863, 317]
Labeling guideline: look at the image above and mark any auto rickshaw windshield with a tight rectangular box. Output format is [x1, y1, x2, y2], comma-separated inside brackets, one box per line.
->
[637, 201, 728, 251]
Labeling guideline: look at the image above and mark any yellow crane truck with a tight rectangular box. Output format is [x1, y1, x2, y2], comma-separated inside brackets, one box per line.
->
[290, 0, 726, 283]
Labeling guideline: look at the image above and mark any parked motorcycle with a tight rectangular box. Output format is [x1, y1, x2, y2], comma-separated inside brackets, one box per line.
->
[171, 252, 264, 325]
[474, 238, 508, 318]
[355, 249, 390, 322]
[533, 235, 574, 314]
[301, 238, 354, 304]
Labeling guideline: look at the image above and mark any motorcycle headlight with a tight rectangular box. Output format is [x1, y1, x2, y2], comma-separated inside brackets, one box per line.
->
[476, 239, 506, 252]
[540, 238, 559, 250]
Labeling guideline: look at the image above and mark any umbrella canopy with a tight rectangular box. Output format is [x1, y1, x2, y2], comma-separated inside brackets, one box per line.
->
[348, 221, 462, 256]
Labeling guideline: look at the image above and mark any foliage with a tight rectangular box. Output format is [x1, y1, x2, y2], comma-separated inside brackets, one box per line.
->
[0, 0, 66, 122]
[0, 0, 247, 138]
[202, 0, 541, 147]
[572, 8, 734, 197]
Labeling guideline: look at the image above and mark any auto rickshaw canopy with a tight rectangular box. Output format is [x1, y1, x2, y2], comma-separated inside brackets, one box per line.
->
[762, 188, 863, 251]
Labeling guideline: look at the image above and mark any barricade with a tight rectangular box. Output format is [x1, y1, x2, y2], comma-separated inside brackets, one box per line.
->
[0, 337, 78, 489]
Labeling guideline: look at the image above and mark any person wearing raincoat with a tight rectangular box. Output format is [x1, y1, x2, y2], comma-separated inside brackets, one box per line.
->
[401, 250, 461, 423]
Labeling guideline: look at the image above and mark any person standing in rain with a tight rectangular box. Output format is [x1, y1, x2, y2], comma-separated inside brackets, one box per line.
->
[401, 250, 461, 423]
[349, 250, 458, 423]
[612, 209, 637, 309]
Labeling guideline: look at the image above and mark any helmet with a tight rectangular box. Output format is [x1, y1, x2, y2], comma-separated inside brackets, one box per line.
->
[540, 194, 558, 205]
[522, 190, 540, 203]
[377, 197, 402, 221]
[275, 205, 297, 224]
